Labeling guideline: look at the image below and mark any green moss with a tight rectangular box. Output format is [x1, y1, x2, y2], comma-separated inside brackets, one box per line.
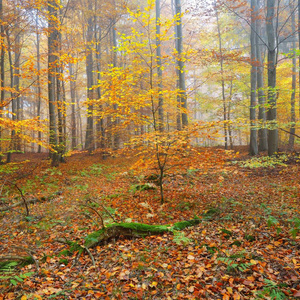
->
[84, 228, 106, 247]
[84, 218, 202, 248]
[0, 256, 35, 270]
[115, 222, 170, 233]
[172, 218, 201, 230]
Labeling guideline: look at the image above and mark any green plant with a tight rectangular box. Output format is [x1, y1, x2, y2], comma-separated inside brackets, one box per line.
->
[288, 217, 300, 238]
[172, 231, 191, 246]
[176, 201, 193, 211]
[202, 207, 221, 220]
[217, 251, 253, 273]
[0, 163, 21, 174]
[232, 155, 288, 169]
[255, 279, 289, 299]
[76, 184, 89, 191]
[186, 168, 199, 176]
[130, 183, 156, 193]
[0, 270, 34, 286]
[43, 168, 62, 176]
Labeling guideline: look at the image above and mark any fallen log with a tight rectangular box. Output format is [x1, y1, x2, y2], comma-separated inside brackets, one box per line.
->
[0, 256, 35, 270]
[84, 218, 201, 248]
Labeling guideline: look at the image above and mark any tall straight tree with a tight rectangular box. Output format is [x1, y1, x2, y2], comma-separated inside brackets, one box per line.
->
[250, 0, 258, 155]
[266, 0, 278, 156]
[36, 10, 42, 153]
[299, 0, 300, 119]
[174, 0, 188, 129]
[111, 17, 120, 149]
[48, 0, 60, 166]
[0, 0, 4, 163]
[85, 0, 95, 152]
[156, 0, 164, 132]
[215, 6, 228, 150]
[69, 62, 77, 150]
[288, 0, 296, 151]
[6, 8, 21, 163]
[256, 0, 268, 152]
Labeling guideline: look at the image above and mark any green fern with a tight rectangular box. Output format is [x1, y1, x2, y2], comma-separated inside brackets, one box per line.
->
[172, 231, 191, 246]
[217, 251, 253, 273]
[255, 279, 289, 299]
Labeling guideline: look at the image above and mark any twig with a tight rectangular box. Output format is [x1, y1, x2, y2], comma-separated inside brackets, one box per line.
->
[81, 204, 104, 229]
[13, 246, 39, 271]
[83, 246, 95, 267]
[99, 203, 117, 223]
[279, 127, 300, 139]
[6, 180, 29, 216]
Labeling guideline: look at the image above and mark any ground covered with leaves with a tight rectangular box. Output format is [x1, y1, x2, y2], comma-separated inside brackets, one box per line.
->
[0, 148, 299, 299]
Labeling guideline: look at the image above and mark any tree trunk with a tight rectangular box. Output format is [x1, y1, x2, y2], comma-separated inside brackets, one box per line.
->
[266, 0, 278, 156]
[85, 1, 94, 152]
[228, 80, 233, 149]
[112, 21, 119, 150]
[156, 0, 164, 132]
[299, 0, 300, 119]
[56, 28, 66, 162]
[6, 30, 15, 163]
[250, 0, 258, 155]
[256, 0, 268, 152]
[215, 7, 228, 150]
[14, 24, 21, 152]
[36, 11, 42, 153]
[94, 9, 105, 150]
[0, 0, 4, 163]
[69, 62, 77, 149]
[174, 0, 188, 128]
[288, 0, 296, 151]
[48, 0, 59, 166]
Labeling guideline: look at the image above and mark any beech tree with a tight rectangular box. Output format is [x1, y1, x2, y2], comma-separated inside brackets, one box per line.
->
[249, 0, 258, 155]
[48, 0, 60, 166]
[174, 0, 188, 130]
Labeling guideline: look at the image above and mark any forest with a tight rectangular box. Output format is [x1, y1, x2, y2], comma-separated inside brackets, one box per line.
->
[0, 0, 300, 299]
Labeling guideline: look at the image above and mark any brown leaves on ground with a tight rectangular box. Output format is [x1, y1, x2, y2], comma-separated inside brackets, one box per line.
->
[0, 147, 299, 299]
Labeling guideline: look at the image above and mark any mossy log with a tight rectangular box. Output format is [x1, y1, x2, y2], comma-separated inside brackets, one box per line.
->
[84, 218, 201, 248]
[0, 256, 35, 269]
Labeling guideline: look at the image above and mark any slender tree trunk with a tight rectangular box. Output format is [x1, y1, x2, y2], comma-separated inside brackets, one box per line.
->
[14, 25, 21, 152]
[0, 0, 4, 163]
[56, 29, 66, 162]
[48, 0, 59, 166]
[6, 31, 15, 163]
[299, 0, 300, 119]
[174, 0, 188, 128]
[85, 1, 94, 152]
[69, 62, 77, 149]
[112, 21, 119, 150]
[250, 0, 258, 155]
[256, 0, 268, 152]
[172, 0, 181, 130]
[36, 12, 42, 153]
[76, 88, 83, 150]
[95, 25, 105, 150]
[215, 8, 228, 149]
[156, 0, 164, 132]
[266, 0, 278, 156]
[288, 0, 296, 151]
[228, 80, 233, 149]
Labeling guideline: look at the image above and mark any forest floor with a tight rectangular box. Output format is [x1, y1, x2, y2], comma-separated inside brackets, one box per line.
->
[0, 147, 299, 300]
